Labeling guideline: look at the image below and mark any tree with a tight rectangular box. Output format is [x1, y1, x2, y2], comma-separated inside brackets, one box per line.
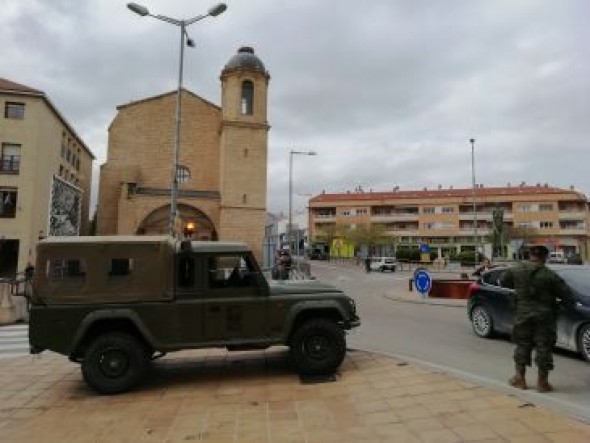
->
[313, 223, 343, 253]
[492, 206, 504, 258]
[343, 223, 389, 255]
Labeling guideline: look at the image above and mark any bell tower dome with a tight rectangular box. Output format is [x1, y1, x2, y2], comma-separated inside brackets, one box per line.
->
[218, 47, 270, 261]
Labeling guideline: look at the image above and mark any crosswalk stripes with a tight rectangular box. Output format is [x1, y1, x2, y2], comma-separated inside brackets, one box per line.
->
[0, 323, 29, 358]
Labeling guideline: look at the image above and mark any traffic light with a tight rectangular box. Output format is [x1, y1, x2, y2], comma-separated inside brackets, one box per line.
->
[184, 222, 196, 238]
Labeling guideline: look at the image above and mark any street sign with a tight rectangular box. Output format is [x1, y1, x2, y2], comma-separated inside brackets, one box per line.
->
[413, 268, 432, 298]
[419, 242, 430, 253]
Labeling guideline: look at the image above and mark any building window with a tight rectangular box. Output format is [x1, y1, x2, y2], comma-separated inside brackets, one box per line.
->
[423, 207, 435, 214]
[423, 222, 435, 229]
[242, 194, 247, 204]
[442, 207, 454, 213]
[59, 165, 64, 176]
[4, 102, 25, 119]
[0, 143, 21, 173]
[240, 80, 254, 115]
[66, 149, 71, 162]
[517, 204, 531, 212]
[540, 221, 553, 229]
[539, 204, 553, 211]
[0, 188, 17, 218]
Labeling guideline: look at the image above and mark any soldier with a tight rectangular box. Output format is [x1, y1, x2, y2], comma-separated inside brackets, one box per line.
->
[502, 245, 576, 392]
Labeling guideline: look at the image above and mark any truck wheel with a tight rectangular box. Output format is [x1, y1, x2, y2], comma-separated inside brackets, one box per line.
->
[82, 332, 148, 394]
[290, 319, 346, 375]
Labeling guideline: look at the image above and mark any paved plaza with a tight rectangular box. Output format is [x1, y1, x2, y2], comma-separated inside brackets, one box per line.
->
[1, 347, 589, 442]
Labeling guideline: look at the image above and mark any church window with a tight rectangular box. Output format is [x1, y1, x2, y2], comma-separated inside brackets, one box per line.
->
[241, 80, 254, 115]
[244, 148, 248, 157]
[242, 194, 247, 204]
[176, 165, 191, 184]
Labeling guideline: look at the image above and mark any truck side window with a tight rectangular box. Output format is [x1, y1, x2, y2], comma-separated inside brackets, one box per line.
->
[109, 258, 133, 276]
[47, 259, 86, 280]
[178, 256, 195, 288]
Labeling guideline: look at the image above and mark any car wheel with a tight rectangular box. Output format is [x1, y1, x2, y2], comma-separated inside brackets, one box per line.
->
[577, 324, 590, 362]
[380, 266, 385, 272]
[82, 332, 149, 394]
[471, 305, 494, 338]
[289, 319, 346, 375]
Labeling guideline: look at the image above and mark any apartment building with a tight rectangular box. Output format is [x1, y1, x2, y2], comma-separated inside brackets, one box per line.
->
[308, 184, 590, 259]
[0, 78, 94, 280]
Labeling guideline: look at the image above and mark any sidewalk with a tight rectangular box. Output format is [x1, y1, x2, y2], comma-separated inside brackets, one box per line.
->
[1, 348, 589, 442]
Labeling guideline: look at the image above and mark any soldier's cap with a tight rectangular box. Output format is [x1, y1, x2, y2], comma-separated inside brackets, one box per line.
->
[529, 245, 549, 257]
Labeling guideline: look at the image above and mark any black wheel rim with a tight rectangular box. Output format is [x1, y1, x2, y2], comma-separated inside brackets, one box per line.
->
[304, 335, 331, 361]
[473, 307, 490, 336]
[97, 347, 130, 378]
[582, 327, 590, 359]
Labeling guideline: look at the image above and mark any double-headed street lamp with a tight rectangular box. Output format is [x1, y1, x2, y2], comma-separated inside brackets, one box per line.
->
[289, 150, 317, 254]
[127, 2, 227, 237]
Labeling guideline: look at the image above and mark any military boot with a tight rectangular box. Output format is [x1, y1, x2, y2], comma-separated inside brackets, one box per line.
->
[509, 364, 527, 389]
[537, 370, 553, 392]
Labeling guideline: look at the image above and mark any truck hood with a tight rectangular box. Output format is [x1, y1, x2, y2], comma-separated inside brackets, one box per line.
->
[268, 279, 344, 296]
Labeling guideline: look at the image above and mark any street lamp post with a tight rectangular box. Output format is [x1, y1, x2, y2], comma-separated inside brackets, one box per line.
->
[127, 2, 227, 237]
[470, 138, 479, 263]
[289, 150, 317, 255]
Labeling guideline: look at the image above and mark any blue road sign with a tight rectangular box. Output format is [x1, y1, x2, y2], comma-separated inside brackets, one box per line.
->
[413, 268, 432, 297]
[419, 242, 430, 253]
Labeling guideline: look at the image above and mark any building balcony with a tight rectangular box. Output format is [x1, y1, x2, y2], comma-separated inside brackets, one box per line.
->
[312, 214, 336, 222]
[0, 156, 20, 174]
[372, 213, 419, 222]
[386, 229, 419, 236]
[559, 211, 587, 220]
[457, 228, 492, 236]
[559, 228, 587, 235]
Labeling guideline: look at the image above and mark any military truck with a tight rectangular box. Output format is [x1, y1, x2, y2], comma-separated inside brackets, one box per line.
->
[27, 236, 360, 394]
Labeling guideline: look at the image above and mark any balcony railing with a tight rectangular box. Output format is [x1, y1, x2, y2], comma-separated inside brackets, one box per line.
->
[0, 156, 20, 173]
[372, 213, 419, 221]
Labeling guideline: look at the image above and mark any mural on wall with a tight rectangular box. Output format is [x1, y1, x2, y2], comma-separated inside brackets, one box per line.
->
[48, 176, 82, 236]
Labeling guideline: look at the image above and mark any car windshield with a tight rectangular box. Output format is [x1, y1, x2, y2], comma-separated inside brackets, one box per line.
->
[556, 269, 590, 299]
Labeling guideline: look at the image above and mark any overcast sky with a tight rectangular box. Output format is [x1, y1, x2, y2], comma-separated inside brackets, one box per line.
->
[2, 0, 589, 214]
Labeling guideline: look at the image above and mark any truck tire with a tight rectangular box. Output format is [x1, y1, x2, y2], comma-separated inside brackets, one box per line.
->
[289, 318, 346, 375]
[81, 332, 149, 394]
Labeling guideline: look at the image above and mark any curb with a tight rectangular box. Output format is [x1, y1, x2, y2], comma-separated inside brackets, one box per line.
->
[383, 292, 467, 308]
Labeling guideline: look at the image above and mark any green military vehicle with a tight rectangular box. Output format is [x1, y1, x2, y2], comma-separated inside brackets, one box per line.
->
[27, 236, 360, 394]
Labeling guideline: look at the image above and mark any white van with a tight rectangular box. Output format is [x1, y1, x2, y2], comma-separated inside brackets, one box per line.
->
[548, 251, 566, 264]
[370, 257, 397, 272]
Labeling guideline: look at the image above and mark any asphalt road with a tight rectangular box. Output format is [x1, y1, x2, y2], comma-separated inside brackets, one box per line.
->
[309, 260, 590, 423]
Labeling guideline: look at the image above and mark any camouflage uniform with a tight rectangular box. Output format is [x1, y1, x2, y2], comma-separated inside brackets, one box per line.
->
[503, 262, 575, 371]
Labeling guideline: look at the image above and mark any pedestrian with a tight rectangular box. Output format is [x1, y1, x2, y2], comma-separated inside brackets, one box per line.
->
[472, 257, 492, 276]
[501, 245, 576, 392]
[364, 254, 371, 273]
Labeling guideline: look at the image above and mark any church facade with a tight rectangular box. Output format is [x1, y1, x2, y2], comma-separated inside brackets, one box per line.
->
[97, 47, 270, 260]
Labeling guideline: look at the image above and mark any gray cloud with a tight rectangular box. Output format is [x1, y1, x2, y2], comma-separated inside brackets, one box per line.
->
[2, 0, 589, 215]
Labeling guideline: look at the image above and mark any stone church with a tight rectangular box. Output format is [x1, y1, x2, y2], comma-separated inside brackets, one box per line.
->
[97, 47, 270, 260]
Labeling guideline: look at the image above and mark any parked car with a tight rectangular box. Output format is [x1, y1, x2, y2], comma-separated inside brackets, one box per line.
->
[370, 257, 397, 272]
[467, 265, 590, 362]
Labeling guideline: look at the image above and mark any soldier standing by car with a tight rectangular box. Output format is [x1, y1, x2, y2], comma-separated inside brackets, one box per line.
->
[501, 245, 576, 392]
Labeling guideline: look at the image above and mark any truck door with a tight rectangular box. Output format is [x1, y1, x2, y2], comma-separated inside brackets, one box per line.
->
[203, 253, 268, 342]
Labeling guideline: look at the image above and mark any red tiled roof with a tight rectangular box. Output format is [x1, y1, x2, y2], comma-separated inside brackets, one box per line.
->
[310, 186, 587, 203]
[0, 77, 43, 95]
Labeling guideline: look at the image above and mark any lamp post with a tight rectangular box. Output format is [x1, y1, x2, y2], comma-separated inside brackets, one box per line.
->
[127, 2, 227, 236]
[470, 138, 479, 262]
[289, 150, 317, 255]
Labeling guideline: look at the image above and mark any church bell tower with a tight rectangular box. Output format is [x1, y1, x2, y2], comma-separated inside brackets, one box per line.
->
[218, 47, 270, 260]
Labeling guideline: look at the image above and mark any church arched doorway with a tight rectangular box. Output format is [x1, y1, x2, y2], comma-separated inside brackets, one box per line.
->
[136, 204, 217, 240]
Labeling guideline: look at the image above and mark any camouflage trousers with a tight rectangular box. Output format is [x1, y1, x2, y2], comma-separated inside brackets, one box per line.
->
[512, 315, 557, 371]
